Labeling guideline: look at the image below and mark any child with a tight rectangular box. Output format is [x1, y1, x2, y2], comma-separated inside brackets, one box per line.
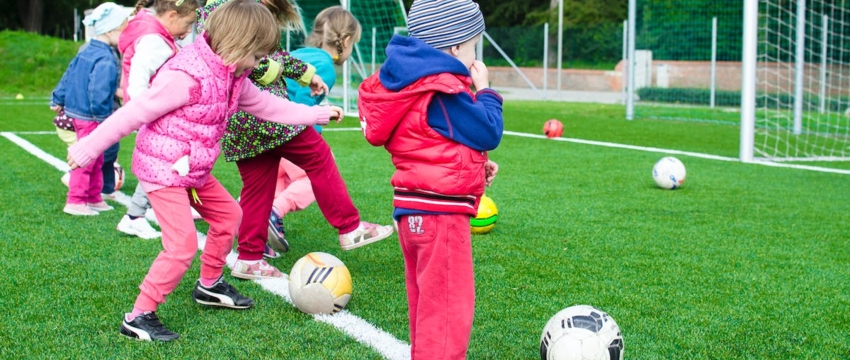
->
[51, 2, 130, 216]
[114, 0, 201, 240]
[198, 0, 393, 281]
[267, 6, 364, 256]
[358, 0, 503, 358]
[67, 0, 342, 341]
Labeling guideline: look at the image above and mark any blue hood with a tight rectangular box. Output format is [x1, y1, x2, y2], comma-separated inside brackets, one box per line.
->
[379, 35, 470, 91]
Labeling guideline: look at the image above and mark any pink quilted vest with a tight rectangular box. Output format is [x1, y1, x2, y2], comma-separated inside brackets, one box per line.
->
[131, 34, 246, 188]
[117, 10, 177, 102]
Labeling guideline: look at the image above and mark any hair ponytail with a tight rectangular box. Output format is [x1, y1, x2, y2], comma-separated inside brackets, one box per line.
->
[262, 0, 305, 32]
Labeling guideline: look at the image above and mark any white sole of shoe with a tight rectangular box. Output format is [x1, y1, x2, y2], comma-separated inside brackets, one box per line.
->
[64, 208, 99, 216]
[230, 269, 286, 280]
[117, 226, 160, 240]
[340, 229, 394, 251]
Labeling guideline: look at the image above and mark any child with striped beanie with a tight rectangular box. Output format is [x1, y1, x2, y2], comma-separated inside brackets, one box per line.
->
[358, 0, 504, 358]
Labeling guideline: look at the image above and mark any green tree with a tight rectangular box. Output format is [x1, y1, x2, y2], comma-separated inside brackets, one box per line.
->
[0, 0, 137, 38]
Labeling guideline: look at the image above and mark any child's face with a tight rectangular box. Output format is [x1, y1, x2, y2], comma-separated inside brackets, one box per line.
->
[162, 10, 197, 40]
[104, 20, 128, 46]
[233, 51, 267, 77]
[446, 34, 480, 70]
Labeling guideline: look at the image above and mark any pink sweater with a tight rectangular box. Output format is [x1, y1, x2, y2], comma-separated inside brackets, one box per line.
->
[68, 70, 330, 192]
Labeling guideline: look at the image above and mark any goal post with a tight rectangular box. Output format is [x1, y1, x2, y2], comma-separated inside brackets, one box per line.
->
[740, 0, 850, 163]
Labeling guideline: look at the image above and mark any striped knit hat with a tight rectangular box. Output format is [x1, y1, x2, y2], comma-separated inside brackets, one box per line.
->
[407, 0, 485, 49]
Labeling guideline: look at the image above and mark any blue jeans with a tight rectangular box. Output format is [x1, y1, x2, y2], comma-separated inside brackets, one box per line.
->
[101, 142, 119, 194]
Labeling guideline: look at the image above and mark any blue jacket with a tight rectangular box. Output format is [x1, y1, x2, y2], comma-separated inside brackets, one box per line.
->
[378, 35, 502, 151]
[51, 39, 120, 122]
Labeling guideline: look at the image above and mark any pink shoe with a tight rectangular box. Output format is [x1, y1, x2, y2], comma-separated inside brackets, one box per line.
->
[64, 203, 98, 216]
[230, 259, 284, 280]
[88, 201, 114, 212]
[339, 221, 394, 250]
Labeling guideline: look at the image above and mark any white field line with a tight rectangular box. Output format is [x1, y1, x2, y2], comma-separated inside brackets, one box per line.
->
[0, 131, 411, 360]
[310, 127, 850, 175]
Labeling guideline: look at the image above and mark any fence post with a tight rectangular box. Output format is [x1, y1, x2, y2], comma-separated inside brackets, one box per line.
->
[372, 27, 377, 75]
[543, 23, 548, 100]
[622, 20, 627, 104]
[711, 17, 718, 108]
[819, 15, 829, 113]
[626, 0, 636, 120]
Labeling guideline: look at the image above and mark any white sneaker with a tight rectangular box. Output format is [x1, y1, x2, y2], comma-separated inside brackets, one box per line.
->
[117, 214, 161, 240]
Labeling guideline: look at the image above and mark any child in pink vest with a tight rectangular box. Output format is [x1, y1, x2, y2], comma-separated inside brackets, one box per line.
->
[67, 0, 341, 341]
[113, 0, 200, 240]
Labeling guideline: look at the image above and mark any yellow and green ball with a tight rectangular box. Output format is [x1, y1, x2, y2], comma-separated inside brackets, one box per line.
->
[471, 194, 498, 234]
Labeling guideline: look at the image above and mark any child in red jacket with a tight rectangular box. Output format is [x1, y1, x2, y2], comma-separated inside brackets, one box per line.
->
[358, 0, 503, 357]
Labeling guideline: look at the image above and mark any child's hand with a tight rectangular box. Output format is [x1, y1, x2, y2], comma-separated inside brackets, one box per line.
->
[484, 160, 498, 186]
[50, 105, 63, 114]
[329, 106, 344, 124]
[470, 60, 490, 91]
[67, 153, 79, 170]
[309, 75, 329, 97]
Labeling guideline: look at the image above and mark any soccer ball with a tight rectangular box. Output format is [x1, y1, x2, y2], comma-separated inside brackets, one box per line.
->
[61, 162, 124, 190]
[540, 305, 624, 360]
[288, 252, 352, 315]
[470, 194, 498, 234]
[113, 162, 125, 191]
[651, 156, 686, 190]
[544, 119, 564, 138]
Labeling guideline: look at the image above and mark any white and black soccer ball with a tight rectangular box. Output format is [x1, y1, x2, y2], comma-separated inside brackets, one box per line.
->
[652, 156, 686, 190]
[539, 305, 624, 360]
[288, 252, 352, 315]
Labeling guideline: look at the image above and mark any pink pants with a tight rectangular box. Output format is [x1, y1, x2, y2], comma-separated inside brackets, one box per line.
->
[398, 214, 475, 360]
[67, 119, 103, 204]
[133, 176, 241, 312]
[235, 127, 359, 261]
[272, 159, 315, 216]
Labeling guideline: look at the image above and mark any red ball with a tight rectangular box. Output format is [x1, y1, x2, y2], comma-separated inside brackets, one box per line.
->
[543, 119, 564, 138]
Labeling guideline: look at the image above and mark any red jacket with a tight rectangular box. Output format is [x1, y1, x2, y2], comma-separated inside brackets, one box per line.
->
[359, 72, 487, 216]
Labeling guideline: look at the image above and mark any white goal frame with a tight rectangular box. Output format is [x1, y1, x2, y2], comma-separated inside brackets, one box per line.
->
[740, 0, 850, 163]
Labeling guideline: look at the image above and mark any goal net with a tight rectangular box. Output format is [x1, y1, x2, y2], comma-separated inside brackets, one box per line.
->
[745, 0, 850, 162]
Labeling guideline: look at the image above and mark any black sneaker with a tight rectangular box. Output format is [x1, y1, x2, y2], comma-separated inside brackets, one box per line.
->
[192, 278, 254, 309]
[120, 312, 179, 342]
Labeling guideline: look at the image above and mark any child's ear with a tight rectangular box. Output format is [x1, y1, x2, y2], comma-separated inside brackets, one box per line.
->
[342, 35, 352, 49]
[166, 10, 180, 21]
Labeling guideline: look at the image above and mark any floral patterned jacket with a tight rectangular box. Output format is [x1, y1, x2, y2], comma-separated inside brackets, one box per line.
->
[198, 0, 317, 161]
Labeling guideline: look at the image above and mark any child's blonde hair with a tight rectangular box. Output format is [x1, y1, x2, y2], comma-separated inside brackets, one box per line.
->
[132, 0, 201, 17]
[262, 0, 305, 33]
[206, 0, 281, 65]
[305, 6, 361, 61]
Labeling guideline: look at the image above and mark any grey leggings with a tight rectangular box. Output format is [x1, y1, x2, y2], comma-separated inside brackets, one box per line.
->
[126, 183, 151, 217]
